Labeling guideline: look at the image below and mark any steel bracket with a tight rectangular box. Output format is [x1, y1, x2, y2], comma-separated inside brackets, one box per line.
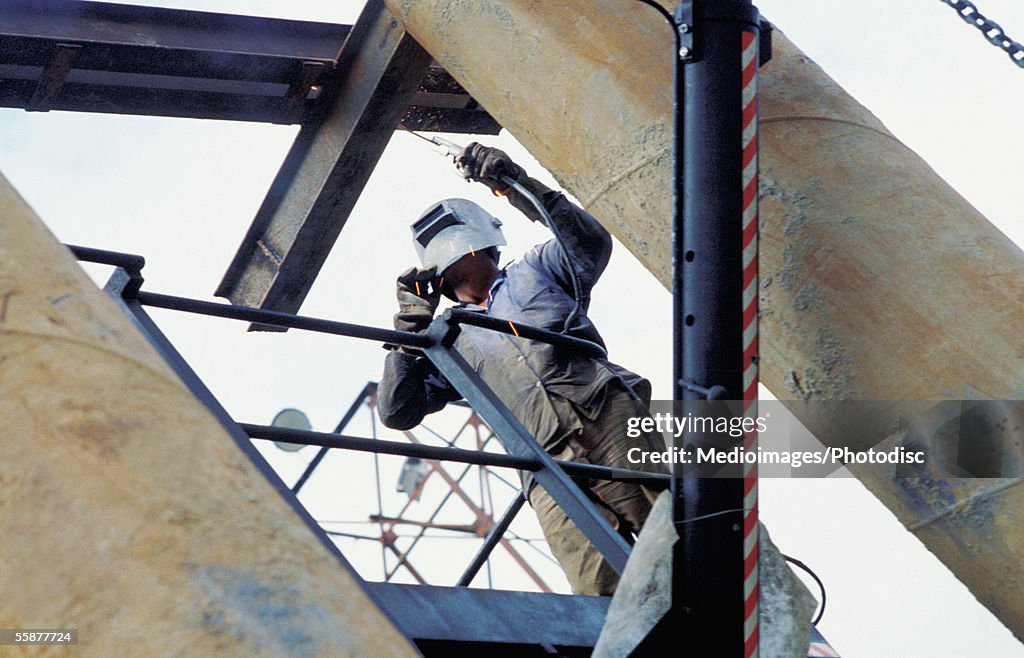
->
[674, 1, 696, 62]
[680, 379, 729, 400]
[430, 308, 465, 348]
[759, 19, 773, 66]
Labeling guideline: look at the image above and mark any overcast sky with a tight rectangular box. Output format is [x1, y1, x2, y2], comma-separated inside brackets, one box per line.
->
[2, 0, 1023, 655]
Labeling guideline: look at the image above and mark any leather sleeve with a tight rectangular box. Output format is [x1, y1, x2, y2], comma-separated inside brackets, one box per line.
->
[377, 350, 462, 430]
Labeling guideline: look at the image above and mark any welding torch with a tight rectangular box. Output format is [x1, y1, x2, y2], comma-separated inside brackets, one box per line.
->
[400, 127, 513, 196]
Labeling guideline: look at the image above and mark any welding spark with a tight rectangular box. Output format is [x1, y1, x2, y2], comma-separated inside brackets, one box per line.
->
[508, 321, 519, 337]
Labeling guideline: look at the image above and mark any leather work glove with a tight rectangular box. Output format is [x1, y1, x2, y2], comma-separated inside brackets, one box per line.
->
[394, 265, 440, 333]
[456, 142, 525, 186]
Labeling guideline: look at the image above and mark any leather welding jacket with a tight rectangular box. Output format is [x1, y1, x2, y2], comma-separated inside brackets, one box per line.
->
[378, 191, 651, 467]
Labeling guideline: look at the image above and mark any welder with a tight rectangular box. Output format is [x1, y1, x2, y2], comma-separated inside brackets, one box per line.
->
[377, 143, 666, 595]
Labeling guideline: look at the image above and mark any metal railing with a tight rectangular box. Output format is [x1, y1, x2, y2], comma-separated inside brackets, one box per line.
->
[70, 244, 666, 582]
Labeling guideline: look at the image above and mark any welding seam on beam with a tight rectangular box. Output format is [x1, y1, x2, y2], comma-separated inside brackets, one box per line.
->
[760, 115, 905, 144]
[905, 477, 1024, 532]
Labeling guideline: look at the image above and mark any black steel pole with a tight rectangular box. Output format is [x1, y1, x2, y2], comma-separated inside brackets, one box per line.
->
[456, 492, 527, 587]
[67, 244, 145, 273]
[673, 1, 760, 656]
[243, 423, 670, 485]
[135, 290, 434, 348]
[292, 382, 377, 494]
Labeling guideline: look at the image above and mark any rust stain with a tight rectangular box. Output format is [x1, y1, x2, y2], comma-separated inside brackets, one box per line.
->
[0, 291, 12, 323]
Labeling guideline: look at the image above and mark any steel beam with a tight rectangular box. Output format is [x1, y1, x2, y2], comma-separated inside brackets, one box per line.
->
[242, 423, 667, 485]
[0, 0, 501, 129]
[215, 0, 432, 316]
[365, 583, 610, 648]
[423, 316, 634, 575]
[0, 0, 346, 122]
[457, 492, 527, 587]
[26, 42, 78, 110]
[0, 0, 348, 60]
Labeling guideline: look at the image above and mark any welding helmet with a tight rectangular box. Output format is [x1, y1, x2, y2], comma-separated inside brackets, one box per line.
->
[411, 198, 506, 278]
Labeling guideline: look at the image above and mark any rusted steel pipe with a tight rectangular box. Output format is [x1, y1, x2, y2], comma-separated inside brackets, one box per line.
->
[0, 172, 417, 656]
[383, 0, 1024, 639]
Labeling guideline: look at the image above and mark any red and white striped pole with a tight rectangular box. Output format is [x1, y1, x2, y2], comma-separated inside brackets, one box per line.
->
[741, 28, 761, 658]
[665, 2, 764, 655]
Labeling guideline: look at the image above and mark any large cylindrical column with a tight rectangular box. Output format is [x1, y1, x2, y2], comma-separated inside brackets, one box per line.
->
[383, 0, 1024, 639]
[0, 173, 416, 656]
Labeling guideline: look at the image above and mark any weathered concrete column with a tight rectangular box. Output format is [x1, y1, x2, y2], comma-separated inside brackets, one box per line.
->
[383, 0, 1024, 639]
[0, 172, 417, 656]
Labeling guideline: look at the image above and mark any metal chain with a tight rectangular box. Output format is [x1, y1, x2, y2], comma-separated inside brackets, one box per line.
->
[939, 0, 1024, 68]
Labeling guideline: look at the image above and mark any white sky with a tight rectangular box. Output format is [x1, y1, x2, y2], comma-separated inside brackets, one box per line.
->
[2, 0, 1023, 655]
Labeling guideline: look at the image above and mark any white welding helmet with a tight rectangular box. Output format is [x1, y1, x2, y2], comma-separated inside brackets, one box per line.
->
[411, 198, 506, 275]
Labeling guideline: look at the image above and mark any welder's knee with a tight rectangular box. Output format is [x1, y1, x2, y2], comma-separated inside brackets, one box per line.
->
[528, 483, 621, 596]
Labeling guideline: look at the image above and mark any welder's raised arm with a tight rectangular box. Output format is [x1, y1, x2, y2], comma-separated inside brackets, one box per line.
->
[523, 192, 613, 297]
[455, 141, 612, 293]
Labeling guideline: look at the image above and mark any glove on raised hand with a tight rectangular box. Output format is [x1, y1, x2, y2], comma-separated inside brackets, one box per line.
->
[394, 265, 440, 333]
[456, 142, 525, 184]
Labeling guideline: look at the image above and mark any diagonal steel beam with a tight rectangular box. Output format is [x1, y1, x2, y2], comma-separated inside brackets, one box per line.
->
[215, 0, 432, 319]
[422, 317, 633, 575]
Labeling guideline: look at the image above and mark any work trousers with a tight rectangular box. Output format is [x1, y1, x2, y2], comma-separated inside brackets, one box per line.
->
[528, 386, 668, 596]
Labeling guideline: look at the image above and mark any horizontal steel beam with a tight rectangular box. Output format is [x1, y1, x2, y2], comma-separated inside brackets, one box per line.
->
[215, 0, 433, 315]
[135, 290, 434, 349]
[364, 583, 610, 647]
[67, 243, 145, 272]
[0, 0, 349, 61]
[243, 423, 669, 485]
[0, 0, 341, 122]
[0, 0, 501, 129]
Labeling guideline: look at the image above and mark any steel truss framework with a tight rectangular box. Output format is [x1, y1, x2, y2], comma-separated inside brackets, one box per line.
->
[0, 0, 500, 321]
[294, 381, 555, 592]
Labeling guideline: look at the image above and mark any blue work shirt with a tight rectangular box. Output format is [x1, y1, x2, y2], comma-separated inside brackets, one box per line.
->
[378, 191, 650, 453]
